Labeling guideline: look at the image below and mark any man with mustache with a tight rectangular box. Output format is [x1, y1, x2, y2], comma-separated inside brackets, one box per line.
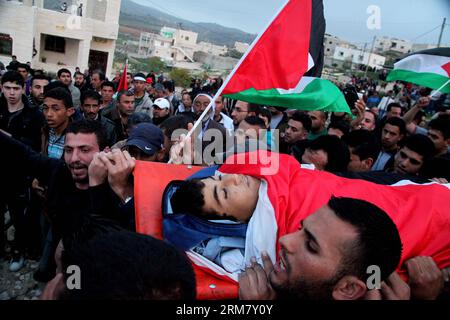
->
[0, 119, 125, 282]
[28, 74, 49, 109]
[80, 90, 117, 146]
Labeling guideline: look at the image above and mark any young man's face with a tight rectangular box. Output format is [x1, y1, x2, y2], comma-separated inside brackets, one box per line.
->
[269, 205, 359, 299]
[231, 100, 250, 126]
[1, 81, 24, 105]
[81, 97, 100, 120]
[64, 132, 101, 185]
[393, 146, 424, 176]
[91, 73, 103, 91]
[58, 72, 72, 86]
[381, 124, 403, 151]
[308, 111, 326, 132]
[17, 67, 28, 80]
[361, 111, 376, 131]
[215, 97, 224, 116]
[126, 74, 132, 85]
[302, 148, 328, 171]
[200, 174, 261, 222]
[74, 74, 85, 86]
[153, 106, 169, 118]
[182, 94, 192, 109]
[117, 95, 135, 116]
[284, 119, 307, 144]
[133, 80, 146, 94]
[101, 85, 114, 102]
[387, 107, 402, 119]
[347, 148, 372, 172]
[31, 79, 49, 103]
[155, 89, 166, 99]
[428, 129, 449, 154]
[43, 97, 74, 129]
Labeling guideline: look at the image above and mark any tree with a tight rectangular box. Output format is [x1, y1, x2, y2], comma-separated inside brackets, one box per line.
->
[147, 57, 166, 73]
[224, 49, 244, 59]
[169, 68, 191, 88]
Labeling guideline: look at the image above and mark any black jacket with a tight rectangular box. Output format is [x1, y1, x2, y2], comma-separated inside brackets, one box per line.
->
[98, 114, 118, 146]
[0, 94, 45, 152]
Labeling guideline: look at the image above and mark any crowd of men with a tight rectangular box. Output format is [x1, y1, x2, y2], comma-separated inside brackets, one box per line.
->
[0, 55, 449, 300]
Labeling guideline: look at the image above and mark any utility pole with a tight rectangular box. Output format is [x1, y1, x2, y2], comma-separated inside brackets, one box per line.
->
[364, 36, 376, 78]
[437, 17, 446, 48]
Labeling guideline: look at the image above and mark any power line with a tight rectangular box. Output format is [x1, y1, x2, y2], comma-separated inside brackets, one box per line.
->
[410, 24, 442, 42]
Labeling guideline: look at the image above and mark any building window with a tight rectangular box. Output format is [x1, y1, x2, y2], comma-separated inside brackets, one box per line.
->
[0, 33, 13, 56]
[326, 48, 330, 52]
[185, 36, 189, 41]
[45, 35, 65, 53]
[171, 53, 175, 58]
[339, 52, 344, 57]
[329, 41, 332, 44]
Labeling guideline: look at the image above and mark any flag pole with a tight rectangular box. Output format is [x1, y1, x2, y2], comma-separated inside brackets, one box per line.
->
[168, 0, 291, 164]
[429, 79, 450, 98]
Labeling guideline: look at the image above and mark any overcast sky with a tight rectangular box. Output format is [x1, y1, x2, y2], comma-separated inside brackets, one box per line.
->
[132, 0, 450, 47]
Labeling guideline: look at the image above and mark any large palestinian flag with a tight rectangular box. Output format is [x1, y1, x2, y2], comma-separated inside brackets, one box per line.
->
[387, 47, 450, 93]
[221, 0, 350, 113]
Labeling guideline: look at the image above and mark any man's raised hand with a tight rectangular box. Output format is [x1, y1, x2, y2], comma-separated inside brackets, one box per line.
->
[239, 252, 277, 300]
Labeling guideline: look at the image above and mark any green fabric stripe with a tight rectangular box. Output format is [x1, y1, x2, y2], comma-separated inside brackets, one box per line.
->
[387, 69, 450, 93]
[223, 79, 351, 113]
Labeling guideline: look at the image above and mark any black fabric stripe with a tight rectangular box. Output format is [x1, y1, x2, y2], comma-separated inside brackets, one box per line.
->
[405, 47, 450, 59]
[304, 0, 326, 78]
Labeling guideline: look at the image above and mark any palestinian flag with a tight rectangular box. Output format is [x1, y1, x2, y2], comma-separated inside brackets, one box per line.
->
[116, 61, 128, 93]
[221, 0, 350, 113]
[387, 47, 450, 93]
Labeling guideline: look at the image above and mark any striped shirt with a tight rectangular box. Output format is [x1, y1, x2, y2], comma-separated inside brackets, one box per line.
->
[48, 128, 65, 159]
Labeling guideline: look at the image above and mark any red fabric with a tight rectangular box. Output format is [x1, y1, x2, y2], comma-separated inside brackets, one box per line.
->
[134, 161, 203, 238]
[193, 265, 239, 300]
[222, 0, 312, 94]
[219, 151, 450, 278]
[441, 61, 450, 77]
[116, 63, 128, 93]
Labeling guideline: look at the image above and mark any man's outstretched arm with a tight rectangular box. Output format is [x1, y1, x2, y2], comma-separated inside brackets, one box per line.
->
[0, 129, 63, 186]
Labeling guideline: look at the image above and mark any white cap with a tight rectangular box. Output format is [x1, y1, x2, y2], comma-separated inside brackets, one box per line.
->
[153, 98, 170, 109]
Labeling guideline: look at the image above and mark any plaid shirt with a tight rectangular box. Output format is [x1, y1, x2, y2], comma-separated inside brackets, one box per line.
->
[47, 128, 65, 159]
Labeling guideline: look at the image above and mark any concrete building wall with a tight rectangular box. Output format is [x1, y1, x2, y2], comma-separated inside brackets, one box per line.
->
[324, 33, 356, 57]
[193, 51, 238, 70]
[0, 0, 119, 75]
[197, 41, 228, 56]
[0, 0, 35, 66]
[375, 36, 412, 54]
[333, 46, 386, 69]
